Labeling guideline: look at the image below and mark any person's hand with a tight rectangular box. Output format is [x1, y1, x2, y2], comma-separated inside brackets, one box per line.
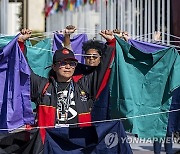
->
[63, 25, 76, 48]
[113, 29, 123, 37]
[122, 31, 131, 41]
[153, 31, 161, 41]
[64, 25, 76, 36]
[18, 28, 32, 42]
[113, 29, 130, 41]
[99, 30, 114, 41]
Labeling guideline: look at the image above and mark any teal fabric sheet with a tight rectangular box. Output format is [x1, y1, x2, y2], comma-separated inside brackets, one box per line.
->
[109, 36, 180, 138]
[26, 38, 53, 78]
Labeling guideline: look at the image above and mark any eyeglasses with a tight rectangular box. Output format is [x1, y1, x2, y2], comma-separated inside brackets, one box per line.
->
[84, 54, 101, 60]
[55, 61, 78, 68]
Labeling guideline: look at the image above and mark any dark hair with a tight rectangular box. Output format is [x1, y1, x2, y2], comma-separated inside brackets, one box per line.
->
[48, 68, 57, 79]
[82, 40, 105, 56]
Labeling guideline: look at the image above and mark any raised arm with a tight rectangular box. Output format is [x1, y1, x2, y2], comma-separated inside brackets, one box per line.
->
[99, 30, 114, 41]
[113, 29, 131, 41]
[18, 28, 32, 54]
[18, 28, 48, 103]
[79, 31, 115, 99]
[63, 25, 76, 49]
[99, 30, 115, 47]
[18, 28, 32, 42]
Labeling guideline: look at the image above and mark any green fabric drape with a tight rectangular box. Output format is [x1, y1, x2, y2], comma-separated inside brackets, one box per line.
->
[109, 36, 180, 138]
[26, 38, 53, 78]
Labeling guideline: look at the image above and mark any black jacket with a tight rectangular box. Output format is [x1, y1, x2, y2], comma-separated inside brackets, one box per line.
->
[30, 43, 114, 130]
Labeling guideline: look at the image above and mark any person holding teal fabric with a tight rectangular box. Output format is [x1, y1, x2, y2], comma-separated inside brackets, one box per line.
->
[83, 30, 115, 66]
[82, 29, 129, 66]
[126, 33, 176, 154]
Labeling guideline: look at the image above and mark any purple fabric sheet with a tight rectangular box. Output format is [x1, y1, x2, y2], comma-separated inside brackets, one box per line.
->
[0, 35, 34, 131]
[53, 33, 88, 63]
[128, 39, 166, 53]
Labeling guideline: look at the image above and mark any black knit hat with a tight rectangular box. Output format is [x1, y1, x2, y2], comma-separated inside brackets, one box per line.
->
[53, 47, 78, 64]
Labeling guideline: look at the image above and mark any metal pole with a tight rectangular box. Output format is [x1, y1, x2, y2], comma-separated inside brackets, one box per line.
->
[120, 0, 125, 30]
[167, 0, 170, 45]
[136, 0, 140, 37]
[100, 0, 102, 31]
[132, 0, 136, 39]
[110, 0, 113, 30]
[127, 0, 131, 34]
[162, 0, 165, 43]
[140, 0, 143, 40]
[1, 0, 8, 34]
[113, 0, 116, 29]
[157, 0, 161, 32]
[144, 0, 148, 41]
[117, 0, 121, 29]
[152, 0, 155, 37]
[148, 0, 151, 42]
[101, 0, 106, 30]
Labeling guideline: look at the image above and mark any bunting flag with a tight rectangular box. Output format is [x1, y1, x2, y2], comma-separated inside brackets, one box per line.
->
[0, 35, 34, 131]
[75, 0, 82, 8]
[69, 1, 74, 11]
[128, 39, 180, 133]
[109, 36, 180, 138]
[44, 0, 97, 16]
[83, 0, 88, 5]
[63, 0, 69, 10]
[53, 33, 88, 63]
[89, 0, 96, 5]
[26, 38, 53, 78]
[44, 1, 54, 17]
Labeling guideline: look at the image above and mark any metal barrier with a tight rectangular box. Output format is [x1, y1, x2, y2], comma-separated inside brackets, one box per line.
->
[46, 0, 171, 43]
[0, 0, 8, 34]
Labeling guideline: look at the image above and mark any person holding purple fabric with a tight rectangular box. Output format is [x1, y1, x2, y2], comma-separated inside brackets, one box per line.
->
[53, 25, 88, 63]
[61, 25, 77, 50]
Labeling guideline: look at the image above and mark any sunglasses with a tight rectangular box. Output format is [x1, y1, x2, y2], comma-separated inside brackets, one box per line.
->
[56, 61, 78, 68]
[84, 54, 101, 60]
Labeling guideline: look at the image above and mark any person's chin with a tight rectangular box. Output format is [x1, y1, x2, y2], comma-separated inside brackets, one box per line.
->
[63, 73, 73, 78]
[62, 76, 72, 81]
[63, 74, 71, 78]
[89, 63, 96, 66]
